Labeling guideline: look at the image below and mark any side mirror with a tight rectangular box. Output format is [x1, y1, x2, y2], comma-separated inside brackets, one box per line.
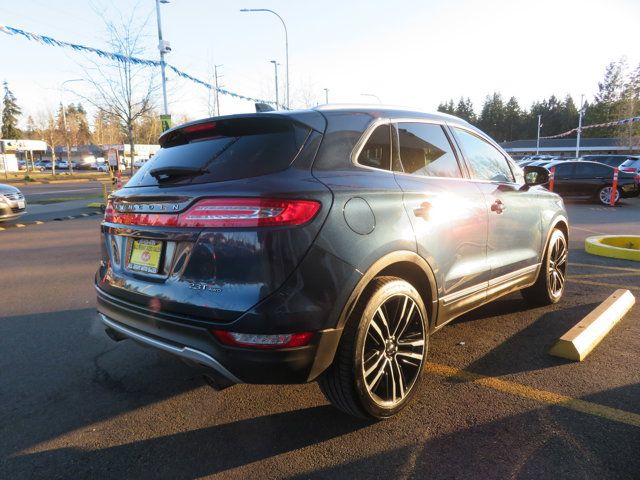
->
[523, 165, 549, 187]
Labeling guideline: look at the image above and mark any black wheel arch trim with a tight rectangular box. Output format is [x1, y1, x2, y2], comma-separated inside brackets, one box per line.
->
[335, 250, 439, 332]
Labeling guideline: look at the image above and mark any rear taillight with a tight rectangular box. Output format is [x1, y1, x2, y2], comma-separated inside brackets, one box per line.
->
[621, 168, 635, 173]
[212, 330, 314, 349]
[103, 198, 320, 228]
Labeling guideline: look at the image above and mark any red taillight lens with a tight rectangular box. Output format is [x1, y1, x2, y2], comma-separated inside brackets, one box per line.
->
[621, 168, 635, 173]
[212, 330, 314, 349]
[178, 198, 320, 228]
[103, 198, 321, 228]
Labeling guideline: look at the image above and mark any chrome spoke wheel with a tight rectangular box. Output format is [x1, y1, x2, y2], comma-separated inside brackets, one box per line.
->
[362, 294, 426, 407]
[547, 233, 567, 297]
[599, 186, 619, 205]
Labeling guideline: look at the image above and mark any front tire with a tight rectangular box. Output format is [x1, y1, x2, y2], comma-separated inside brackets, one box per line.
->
[319, 277, 428, 419]
[521, 228, 568, 306]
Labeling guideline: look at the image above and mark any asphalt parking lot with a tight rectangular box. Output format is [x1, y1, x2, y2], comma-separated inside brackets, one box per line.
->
[0, 196, 638, 479]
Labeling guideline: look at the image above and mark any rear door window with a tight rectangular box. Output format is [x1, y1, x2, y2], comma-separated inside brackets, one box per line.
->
[127, 117, 311, 187]
[396, 122, 462, 178]
[575, 163, 611, 178]
[553, 163, 575, 178]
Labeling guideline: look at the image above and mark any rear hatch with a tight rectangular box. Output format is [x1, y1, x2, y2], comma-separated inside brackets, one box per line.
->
[96, 113, 331, 324]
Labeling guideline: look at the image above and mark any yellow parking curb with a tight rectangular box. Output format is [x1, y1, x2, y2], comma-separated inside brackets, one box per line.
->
[585, 235, 640, 262]
[87, 202, 104, 208]
[549, 289, 635, 361]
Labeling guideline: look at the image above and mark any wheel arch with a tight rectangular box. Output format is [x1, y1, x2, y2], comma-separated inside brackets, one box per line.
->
[336, 251, 439, 331]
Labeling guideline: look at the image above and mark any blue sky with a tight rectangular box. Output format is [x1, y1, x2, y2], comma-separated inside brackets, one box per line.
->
[2, 0, 640, 127]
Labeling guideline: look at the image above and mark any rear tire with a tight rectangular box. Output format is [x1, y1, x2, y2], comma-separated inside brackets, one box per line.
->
[319, 276, 428, 419]
[598, 185, 620, 205]
[521, 228, 568, 306]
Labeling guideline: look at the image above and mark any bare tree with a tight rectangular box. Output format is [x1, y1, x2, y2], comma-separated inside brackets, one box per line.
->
[79, 11, 157, 175]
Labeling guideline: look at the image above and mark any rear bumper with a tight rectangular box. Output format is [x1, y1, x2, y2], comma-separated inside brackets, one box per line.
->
[96, 286, 343, 384]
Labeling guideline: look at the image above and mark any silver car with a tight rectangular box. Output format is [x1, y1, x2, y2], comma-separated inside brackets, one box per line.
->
[0, 184, 27, 222]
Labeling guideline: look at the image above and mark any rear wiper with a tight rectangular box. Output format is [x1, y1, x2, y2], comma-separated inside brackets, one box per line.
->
[149, 166, 208, 181]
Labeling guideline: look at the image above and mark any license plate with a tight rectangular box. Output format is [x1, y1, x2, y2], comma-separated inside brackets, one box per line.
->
[128, 239, 162, 274]
[17, 200, 25, 209]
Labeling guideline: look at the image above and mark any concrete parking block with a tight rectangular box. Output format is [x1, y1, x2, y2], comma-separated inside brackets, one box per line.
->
[549, 289, 635, 361]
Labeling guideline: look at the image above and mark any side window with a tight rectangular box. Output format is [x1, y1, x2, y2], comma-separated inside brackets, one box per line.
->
[357, 124, 391, 170]
[576, 163, 610, 177]
[396, 123, 461, 178]
[453, 128, 515, 183]
[553, 163, 574, 177]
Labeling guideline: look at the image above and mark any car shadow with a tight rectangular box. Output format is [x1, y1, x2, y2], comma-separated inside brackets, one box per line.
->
[445, 297, 600, 377]
[3, 405, 372, 479]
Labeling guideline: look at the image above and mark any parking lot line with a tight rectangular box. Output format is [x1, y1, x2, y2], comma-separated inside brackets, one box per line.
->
[568, 279, 640, 291]
[571, 262, 640, 273]
[426, 362, 640, 428]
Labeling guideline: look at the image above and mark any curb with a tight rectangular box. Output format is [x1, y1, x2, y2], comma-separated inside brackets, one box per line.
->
[585, 235, 640, 262]
[0, 211, 102, 231]
[549, 289, 635, 361]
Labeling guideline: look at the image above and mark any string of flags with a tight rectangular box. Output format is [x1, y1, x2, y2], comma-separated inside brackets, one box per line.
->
[0, 24, 278, 107]
[540, 115, 640, 139]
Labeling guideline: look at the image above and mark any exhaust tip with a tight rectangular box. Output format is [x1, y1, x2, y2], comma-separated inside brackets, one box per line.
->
[104, 327, 128, 342]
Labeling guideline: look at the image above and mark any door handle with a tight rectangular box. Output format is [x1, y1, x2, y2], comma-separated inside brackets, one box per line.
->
[413, 201, 431, 219]
[491, 199, 505, 214]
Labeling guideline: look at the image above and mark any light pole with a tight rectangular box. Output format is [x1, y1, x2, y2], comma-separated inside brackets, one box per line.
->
[60, 78, 84, 175]
[576, 94, 585, 158]
[360, 93, 382, 103]
[324, 88, 329, 104]
[155, 0, 170, 118]
[240, 8, 289, 109]
[270, 60, 280, 110]
[536, 114, 542, 155]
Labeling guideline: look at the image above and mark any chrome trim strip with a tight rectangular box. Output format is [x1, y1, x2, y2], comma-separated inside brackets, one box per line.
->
[440, 263, 540, 305]
[441, 282, 488, 306]
[99, 313, 243, 384]
[487, 264, 539, 288]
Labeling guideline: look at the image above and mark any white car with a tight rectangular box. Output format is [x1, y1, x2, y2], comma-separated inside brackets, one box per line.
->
[0, 184, 27, 222]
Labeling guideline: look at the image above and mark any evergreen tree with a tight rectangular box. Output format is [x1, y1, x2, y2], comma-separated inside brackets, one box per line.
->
[1, 80, 22, 139]
[455, 97, 475, 123]
[478, 93, 505, 141]
[503, 97, 521, 141]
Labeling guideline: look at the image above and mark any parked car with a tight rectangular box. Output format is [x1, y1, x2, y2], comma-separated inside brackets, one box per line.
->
[579, 154, 633, 168]
[543, 160, 639, 205]
[618, 157, 640, 178]
[96, 107, 569, 419]
[0, 184, 27, 222]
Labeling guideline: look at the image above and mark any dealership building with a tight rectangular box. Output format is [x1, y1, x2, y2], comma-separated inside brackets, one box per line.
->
[500, 137, 639, 158]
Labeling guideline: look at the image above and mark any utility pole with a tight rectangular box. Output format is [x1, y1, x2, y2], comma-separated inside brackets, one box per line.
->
[271, 60, 280, 110]
[576, 94, 584, 158]
[60, 78, 83, 175]
[155, 0, 170, 119]
[324, 88, 329, 104]
[214, 64, 222, 116]
[536, 114, 542, 155]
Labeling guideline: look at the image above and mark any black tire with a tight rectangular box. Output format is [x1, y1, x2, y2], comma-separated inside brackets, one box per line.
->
[319, 276, 428, 419]
[521, 228, 568, 306]
[597, 185, 620, 206]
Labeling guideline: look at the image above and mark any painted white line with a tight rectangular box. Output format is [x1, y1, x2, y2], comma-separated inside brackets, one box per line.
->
[549, 289, 636, 361]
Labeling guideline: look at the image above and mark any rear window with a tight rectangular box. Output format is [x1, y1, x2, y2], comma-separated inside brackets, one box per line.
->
[620, 159, 640, 168]
[127, 117, 311, 187]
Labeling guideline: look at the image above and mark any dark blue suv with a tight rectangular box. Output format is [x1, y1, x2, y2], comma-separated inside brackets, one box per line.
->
[96, 106, 568, 418]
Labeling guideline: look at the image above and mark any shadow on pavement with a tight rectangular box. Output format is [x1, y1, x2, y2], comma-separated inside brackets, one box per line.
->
[4, 405, 371, 479]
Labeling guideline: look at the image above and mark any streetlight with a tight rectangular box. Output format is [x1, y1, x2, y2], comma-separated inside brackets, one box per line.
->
[270, 60, 280, 110]
[155, 0, 171, 120]
[360, 93, 382, 103]
[324, 88, 329, 104]
[60, 78, 84, 175]
[240, 8, 289, 109]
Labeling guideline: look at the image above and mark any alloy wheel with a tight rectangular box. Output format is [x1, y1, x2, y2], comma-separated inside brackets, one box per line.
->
[547, 233, 568, 297]
[599, 186, 619, 205]
[361, 294, 426, 407]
